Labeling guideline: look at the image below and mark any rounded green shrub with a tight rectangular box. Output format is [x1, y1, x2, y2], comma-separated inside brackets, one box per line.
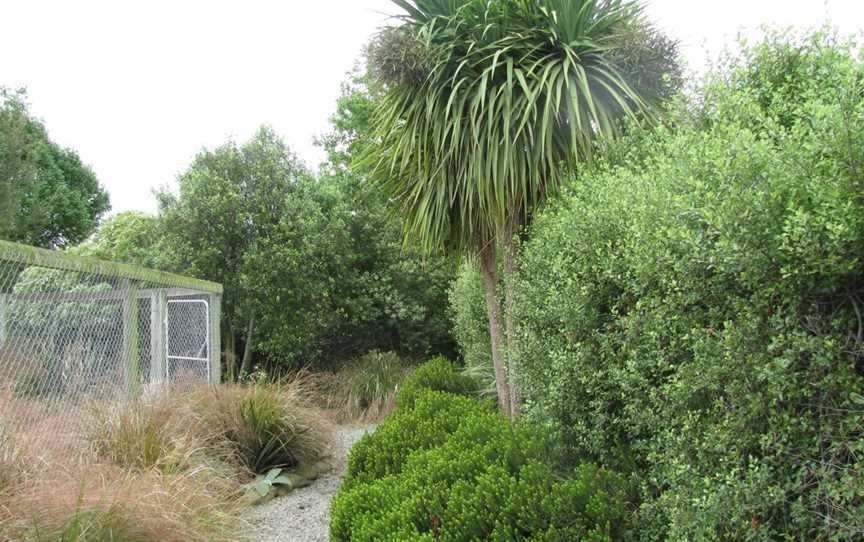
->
[333, 388, 629, 541]
[514, 30, 864, 540]
[343, 390, 487, 489]
[395, 356, 478, 409]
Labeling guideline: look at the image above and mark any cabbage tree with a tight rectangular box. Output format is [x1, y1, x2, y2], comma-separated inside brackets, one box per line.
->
[363, 0, 655, 416]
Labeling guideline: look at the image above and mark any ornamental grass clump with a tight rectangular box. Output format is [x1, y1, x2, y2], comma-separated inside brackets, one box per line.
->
[189, 380, 333, 475]
[87, 395, 216, 475]
[1, 378, 335, 539]
[0, 464, 245, 542]
[341, 350, 408, 421]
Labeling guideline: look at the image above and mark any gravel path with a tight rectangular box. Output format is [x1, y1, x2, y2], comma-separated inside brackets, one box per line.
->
[243, 425, 373, 542]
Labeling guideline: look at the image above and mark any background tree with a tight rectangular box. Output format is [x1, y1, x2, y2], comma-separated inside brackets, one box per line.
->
[308, 71, 457, 366]
[150, 117, 455, 377]
[156, 126, 310, 378]
[0, 88, 109, 248]
[363, 0, 658, 415]
[70, 211, 165, 268]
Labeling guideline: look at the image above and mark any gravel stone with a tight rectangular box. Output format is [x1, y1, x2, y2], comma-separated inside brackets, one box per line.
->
[242, 425, 373, 542]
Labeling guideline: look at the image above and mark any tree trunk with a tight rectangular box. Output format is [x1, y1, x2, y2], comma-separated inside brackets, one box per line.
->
[239, 312, 256, 378]
[502, 232, 521, 417]
[480, 243, 512, 417]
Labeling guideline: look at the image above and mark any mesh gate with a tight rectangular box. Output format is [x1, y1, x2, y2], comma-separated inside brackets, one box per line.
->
[167, 298, 210, 380]
[0, 239, 222, 437]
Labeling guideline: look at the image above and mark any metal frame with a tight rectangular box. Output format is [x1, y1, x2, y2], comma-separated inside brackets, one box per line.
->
[0, 238, 223, 394]
[165, 298, 211, 381]
[0, 239, 222, 294]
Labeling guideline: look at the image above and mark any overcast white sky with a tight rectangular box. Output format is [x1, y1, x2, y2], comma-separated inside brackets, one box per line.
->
[2, 0, 862, 214]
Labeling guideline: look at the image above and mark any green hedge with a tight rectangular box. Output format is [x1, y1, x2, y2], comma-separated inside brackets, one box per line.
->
[332, 360, 630, 541]
[509, 31, 864, 540]
[395, 356, 478, 409]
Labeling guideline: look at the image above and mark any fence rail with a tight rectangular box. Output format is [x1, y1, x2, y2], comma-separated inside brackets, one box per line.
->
[0, 239, 222, 437]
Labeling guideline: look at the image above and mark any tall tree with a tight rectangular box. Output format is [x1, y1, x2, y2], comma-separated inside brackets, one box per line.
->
[312, 71, 458, 364]
[0, 88, 109, 248]
[363, 0, 658, 416]
[157, 126, 311, 379]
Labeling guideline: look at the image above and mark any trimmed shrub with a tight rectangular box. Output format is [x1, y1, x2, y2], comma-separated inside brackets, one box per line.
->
[343, 390, 490, 489]
[333, 388, 628, 541]
[514, 30, 864, 540]
[334, 360, 630, 542]
[396, 356, 477, 409]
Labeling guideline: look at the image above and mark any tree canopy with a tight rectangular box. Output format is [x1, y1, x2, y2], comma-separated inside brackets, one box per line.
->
[0, 88, 109, 248]
[362, 0, 678, 415]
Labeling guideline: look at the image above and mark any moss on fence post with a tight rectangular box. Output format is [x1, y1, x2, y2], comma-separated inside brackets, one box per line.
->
[122, 283, 140, 395]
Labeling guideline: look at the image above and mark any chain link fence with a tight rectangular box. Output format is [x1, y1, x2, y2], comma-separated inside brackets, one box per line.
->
[0, 239, 221, 437]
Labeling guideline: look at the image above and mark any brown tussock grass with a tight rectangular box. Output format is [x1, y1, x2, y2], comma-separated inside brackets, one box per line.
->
[0, 373, 337, 541]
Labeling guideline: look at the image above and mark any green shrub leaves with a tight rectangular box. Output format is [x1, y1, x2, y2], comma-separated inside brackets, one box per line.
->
[332, 359, 629, 541]
[511, 30, 864, 540]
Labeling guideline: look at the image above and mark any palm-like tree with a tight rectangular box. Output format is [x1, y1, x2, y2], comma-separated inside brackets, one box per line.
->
[362, 0, 651, 416]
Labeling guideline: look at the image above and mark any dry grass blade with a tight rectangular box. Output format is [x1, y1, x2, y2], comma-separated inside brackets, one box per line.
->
[1, 464, 247, 542]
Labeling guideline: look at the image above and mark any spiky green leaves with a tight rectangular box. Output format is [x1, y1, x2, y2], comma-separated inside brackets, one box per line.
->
[363, 0, 650, 254]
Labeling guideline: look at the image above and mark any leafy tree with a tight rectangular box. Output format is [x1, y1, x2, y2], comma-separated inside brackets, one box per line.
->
[309, 72, 457, 365]
[0, 88, 109, 248]
[155, 118, 455, 376]
[514, 30, 864, 539]
[362, 0, 661, 415]
[157, 126, 312, 378]
[317, 71, 382, 173]
[70, 211, 165, 268]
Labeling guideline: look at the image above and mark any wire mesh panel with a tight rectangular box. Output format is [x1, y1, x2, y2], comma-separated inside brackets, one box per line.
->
[0, 240, 222, 438]
[167, 298, 210, 381]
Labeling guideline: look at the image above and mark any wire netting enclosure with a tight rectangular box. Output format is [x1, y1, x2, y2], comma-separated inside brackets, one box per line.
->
[0, 239, 222, 436]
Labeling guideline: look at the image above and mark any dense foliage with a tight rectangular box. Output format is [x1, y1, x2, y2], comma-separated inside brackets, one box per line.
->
[0, 88, 109, 248]
[501, 31, 864, 540]
[395, 355, 477, 409]
[332, 359, 629, 541]
[87, 107, 455, 374]
[363, 0, 680, 416]
[71, 211, 166, 268]
[449, 261, 497, 391]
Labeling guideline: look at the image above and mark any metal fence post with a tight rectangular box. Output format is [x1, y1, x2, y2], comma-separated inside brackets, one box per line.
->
[122, 285, 140, 395]
[0, 293, 7, 344]
[149, 290, 167, 388]
[209, 293, 221, 384]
